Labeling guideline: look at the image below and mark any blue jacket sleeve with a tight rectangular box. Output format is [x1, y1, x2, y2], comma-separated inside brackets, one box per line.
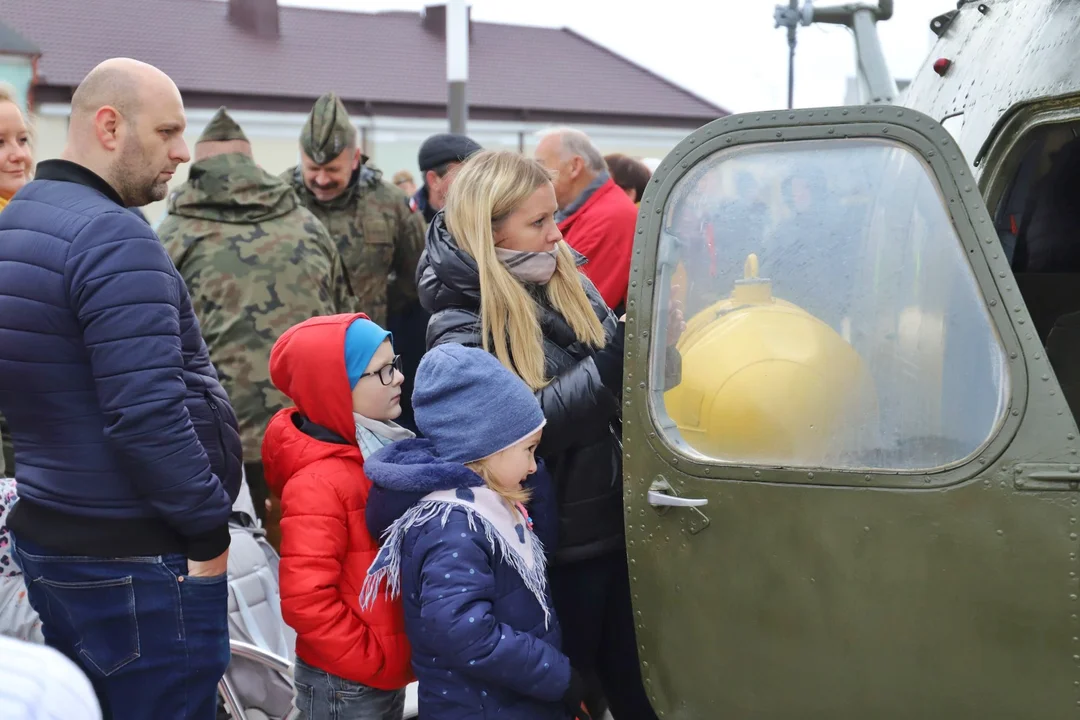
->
[65, 213, 232, 558]
[413, 512, 570, 702]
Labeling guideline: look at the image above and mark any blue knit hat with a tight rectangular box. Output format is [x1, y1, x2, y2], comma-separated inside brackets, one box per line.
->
[345, 318, 392, 389]
[413, 344, 546, 465]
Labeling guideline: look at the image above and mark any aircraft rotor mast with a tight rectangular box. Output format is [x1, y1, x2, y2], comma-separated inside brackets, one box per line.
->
[774, 0, 898, 107]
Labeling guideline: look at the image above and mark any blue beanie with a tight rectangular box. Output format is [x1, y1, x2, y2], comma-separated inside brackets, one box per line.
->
[345, 318, 392, 389]
[413, 344, 546, 465]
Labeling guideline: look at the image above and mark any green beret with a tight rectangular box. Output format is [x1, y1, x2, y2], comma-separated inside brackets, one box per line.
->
[197, 107, 249, 144]
[301, 92, 357, 165]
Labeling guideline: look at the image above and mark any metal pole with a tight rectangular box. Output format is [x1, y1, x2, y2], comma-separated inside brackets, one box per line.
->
[851, 7, 898, 104]
[786, 0, 803, 108]
[446, 0, 468, 134]
[787, 35, 796, 109]
[804, 1, 898, 105]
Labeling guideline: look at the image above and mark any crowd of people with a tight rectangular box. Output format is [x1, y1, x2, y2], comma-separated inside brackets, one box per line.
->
[0, 56, 668, 720]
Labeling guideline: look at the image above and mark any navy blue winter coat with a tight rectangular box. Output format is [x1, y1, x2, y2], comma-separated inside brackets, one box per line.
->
[364, 439, 571, 719]
[0, 161, 242, 559]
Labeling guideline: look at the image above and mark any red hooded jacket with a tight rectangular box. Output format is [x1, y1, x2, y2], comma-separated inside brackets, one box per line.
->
[262, 313, 412, 690]
[558, 177, 638, 310]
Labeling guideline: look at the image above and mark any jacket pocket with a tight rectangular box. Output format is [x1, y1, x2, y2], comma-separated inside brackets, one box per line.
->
[36, 575, 140, 676]
[203, 389, 228, 474]
[361, 216, 394, 273]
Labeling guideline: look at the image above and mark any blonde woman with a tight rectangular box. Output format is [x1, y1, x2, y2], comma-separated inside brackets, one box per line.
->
[0, 82, 40, 645]
[0, 83, 32, 212]
[416, 150, 658, 719]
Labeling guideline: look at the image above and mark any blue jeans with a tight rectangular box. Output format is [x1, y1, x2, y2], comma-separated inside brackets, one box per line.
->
[13, 535, 230, 720]
[293, 656, 405, 720]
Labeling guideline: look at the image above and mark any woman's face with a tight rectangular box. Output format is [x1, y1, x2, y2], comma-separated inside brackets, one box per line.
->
[0, 101, 31, 200]
[493, 182, 563, 254]
[351, 340, 404, 421]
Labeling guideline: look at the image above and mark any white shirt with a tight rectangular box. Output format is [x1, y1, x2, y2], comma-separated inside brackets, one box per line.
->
[0, 634, 101, 720]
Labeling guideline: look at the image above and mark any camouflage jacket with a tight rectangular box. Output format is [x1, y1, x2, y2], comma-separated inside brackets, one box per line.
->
[160, 152, 358, 463]
[281, 164, 425, 327]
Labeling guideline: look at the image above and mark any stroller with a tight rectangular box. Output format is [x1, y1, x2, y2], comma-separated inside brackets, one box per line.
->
[218, 474, 298, 720]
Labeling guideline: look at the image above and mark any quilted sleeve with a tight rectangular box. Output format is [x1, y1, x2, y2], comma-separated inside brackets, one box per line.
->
[533, 354, 619, 458]
[65, 213, 231, 560]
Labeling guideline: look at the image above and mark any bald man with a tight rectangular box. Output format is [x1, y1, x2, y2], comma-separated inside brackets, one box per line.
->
[0, 58, 241, 719]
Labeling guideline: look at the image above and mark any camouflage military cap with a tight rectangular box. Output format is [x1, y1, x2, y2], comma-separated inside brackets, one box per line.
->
[301, 92, 357, 165]
[198, 107, 249, 144]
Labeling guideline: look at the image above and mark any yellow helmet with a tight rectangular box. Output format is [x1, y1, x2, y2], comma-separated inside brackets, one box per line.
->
[664, 255, 877, 467]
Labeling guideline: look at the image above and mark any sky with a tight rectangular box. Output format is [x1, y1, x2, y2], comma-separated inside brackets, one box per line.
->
[282, 0, 957, 113]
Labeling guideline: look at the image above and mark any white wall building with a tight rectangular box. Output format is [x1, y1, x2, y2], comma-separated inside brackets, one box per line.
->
[8, 0, 730, 223]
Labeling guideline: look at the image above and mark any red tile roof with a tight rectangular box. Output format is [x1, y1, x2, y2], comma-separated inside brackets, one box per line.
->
[1, 0, 728, 125]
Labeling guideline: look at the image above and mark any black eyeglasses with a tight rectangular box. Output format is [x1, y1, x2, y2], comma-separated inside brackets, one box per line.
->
[358, 355, 402, 386]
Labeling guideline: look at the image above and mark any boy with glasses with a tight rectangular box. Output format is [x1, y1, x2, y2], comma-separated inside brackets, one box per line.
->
[261, 314, 415, 719]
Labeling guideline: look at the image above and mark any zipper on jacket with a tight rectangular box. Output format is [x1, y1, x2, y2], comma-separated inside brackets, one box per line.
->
[204, 389, 227, 460]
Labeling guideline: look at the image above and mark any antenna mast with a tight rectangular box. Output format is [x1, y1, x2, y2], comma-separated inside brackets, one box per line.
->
[774, 0, 811, 109]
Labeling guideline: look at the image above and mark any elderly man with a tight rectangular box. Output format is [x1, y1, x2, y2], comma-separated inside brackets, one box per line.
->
[535, 128, 639, 314]
[281, 92, 424, 329]
[411, 132, 482, 224]
[0, 59, 241, 718]
[159, 107, 357, 548]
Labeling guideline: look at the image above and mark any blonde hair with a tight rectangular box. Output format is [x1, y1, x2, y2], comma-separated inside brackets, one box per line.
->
[445, 150, 606, 390]
[466, 460, 532, 506]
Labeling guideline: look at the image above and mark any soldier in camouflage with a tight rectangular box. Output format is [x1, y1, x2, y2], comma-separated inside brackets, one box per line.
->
[159, 107, 356, 548]
[281, 92, 425, 329]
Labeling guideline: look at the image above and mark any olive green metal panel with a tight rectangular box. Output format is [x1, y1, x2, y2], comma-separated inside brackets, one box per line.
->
[624, 106, 1080, 718]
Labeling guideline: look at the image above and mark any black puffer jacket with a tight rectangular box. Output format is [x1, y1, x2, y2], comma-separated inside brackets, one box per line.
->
[418, 212, 624, 564]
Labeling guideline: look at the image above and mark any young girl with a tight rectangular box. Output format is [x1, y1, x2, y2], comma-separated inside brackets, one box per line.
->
[362, 343, 588, 720]
[263, 314, 414, 719]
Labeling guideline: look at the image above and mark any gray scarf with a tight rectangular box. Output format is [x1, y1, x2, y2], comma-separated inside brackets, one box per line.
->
[354, 413, 415, 460]
[555, 171, 610, 224]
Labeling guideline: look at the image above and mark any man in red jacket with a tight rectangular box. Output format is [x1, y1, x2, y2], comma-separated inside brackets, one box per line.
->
[535, 128, 638, 313]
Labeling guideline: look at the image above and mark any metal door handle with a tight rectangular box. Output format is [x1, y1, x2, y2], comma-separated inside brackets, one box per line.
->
[648, 489, 708, 508]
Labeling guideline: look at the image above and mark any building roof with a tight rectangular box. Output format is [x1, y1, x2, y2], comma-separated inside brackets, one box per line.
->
[0, 0, 728, 127]
[0, 19, 39, 57]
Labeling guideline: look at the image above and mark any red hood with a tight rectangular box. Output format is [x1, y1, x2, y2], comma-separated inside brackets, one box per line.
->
[262, 313, 368, 498]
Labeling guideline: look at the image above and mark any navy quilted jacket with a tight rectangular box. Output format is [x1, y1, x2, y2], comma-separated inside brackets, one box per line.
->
[364, 439, 572, 719]
[0, 161, 241, 553]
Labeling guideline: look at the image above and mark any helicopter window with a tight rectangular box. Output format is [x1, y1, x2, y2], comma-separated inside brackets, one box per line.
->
[649, 138, 1008, 473]
[996, 129, 1080, 421]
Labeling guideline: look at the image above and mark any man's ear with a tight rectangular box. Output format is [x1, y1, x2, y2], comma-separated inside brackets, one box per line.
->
[351, 147, 362, 171]
[94, 106, 122, 152]
[425, 169, 440, 188]
[568, 155, 586, 181]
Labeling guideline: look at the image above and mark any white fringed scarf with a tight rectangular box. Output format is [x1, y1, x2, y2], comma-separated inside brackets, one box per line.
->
[361, 485, 551, 628]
